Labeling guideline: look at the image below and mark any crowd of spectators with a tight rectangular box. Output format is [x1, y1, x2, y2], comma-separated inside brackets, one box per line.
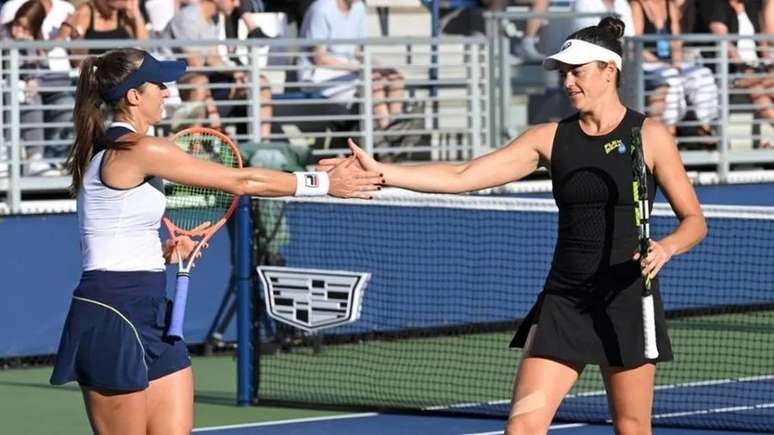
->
[429, 0, 773, 148]
[0, 0, 772, 176]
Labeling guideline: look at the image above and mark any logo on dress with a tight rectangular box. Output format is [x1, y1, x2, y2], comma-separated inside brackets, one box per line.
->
[603, 139, 627, 155]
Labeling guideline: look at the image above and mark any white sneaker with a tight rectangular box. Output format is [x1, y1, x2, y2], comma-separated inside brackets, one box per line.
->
[516, 36, 544, 64]
[26, 162, 63, 176]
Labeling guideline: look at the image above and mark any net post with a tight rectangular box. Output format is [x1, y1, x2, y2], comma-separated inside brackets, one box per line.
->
[236, 195, 254, 406]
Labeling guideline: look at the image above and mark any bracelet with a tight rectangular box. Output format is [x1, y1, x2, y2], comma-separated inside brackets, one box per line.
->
[293, 172, 330, 196]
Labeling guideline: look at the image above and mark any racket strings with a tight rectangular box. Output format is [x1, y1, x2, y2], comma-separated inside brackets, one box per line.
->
[165, 131, 241, 232]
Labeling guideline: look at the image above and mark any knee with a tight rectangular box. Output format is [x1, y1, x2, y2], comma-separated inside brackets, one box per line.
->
[612, 415, 651, 435]
[149, 419, 192, 435]
[505, 414, 549, 435]
[737, 76, 762, 89]
[173, 422, 193, 435]
[372, 80, 386, 93]
[388, 72, 405, 84]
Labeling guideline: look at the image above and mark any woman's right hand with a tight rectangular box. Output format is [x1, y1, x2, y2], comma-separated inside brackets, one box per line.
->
[347, 138, 383, 173]
[163, 236, 201, 265]
[318, 138, 383, 174]
[326, 154, 383, 199]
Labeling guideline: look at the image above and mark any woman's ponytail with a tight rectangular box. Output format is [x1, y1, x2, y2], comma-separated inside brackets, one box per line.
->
[66, 55, 106, 195]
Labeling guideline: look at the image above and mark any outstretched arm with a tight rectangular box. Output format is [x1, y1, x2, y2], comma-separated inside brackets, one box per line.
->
[323, 123, 556, 194]
[129, 137, 382, 199]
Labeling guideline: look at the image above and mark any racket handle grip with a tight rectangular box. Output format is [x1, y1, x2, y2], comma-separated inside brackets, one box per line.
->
[642, 294, 659, 359]
[168, 273, 190, 340]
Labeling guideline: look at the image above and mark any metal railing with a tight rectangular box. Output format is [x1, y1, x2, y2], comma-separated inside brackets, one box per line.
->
[3, 28, 774, 212]
[484, 10, 773, 181]
[622, 34, 774, 181]
[484, 9, 613, 142]
[1, 36, 489, 212]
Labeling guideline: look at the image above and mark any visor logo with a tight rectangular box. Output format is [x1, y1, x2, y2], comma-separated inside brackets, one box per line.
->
[562, 41, 572, 50]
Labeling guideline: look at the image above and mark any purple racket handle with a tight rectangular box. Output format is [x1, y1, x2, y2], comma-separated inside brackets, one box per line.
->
[167, 272, 190, 339]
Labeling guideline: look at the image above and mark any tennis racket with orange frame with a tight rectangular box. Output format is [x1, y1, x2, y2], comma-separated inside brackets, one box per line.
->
[164, 127, 243, 339]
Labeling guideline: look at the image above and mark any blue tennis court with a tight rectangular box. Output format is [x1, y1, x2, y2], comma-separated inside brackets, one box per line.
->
[192, 413, 770, 435]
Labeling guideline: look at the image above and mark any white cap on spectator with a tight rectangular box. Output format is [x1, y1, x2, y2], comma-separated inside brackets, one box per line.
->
[543, 39, 623, 71]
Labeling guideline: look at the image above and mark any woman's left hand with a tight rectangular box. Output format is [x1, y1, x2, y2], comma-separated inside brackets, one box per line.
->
[164, 236, 202, 265]
[633, 239, 673, 281]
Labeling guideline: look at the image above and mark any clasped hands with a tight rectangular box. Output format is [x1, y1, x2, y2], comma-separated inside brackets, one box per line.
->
[318, 139, 384, 199]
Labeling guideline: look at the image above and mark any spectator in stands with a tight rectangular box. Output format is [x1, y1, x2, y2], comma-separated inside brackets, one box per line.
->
[5, 0, 73, 175]
[5, 0, 46, 175]
[630, 0, 720, 139]
[572, 0, 635, 36]
[57, 0, 149, 58]
[695, 0, 774, 132]
[764, 0, 774, 62]
[300, 0, 406, 130]
[0, 0, 73, 40]
[140, 0, 182, 37]
[420, 0, 546, 62]
[519, 0, 550, 62]
[162, 0, 273, 138]
[55, 0, 148, 83]
[423, 0, 504, 36]
[678, 0, 697, 32]
[262, 0, 314, 28]
[228, 0, 266, 37]
[170, 72, 223, 132]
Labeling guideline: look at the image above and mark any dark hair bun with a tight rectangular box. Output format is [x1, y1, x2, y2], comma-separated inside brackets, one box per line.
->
[598, 16, 625, 40]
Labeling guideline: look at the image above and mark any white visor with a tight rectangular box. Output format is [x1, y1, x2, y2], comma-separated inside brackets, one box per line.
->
[543, 39, 622, 71]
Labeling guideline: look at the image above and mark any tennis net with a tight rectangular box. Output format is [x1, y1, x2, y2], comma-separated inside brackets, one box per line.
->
[251, 191, 774, 432]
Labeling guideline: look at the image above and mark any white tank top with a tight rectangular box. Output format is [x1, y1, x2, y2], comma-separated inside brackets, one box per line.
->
[78, 124, 167, 271]
[736, 12, 759, 65]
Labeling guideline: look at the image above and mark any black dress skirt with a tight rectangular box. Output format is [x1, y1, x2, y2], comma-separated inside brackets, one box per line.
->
[510, 261, 673, 368]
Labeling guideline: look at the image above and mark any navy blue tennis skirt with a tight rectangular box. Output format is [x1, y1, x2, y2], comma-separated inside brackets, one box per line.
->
[50, 271, 191, 392]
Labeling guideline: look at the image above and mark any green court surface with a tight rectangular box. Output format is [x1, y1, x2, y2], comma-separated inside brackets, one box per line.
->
[2, 312, 771, 434]
[0, 356, 341, 435]
[259, 313, 774, 409]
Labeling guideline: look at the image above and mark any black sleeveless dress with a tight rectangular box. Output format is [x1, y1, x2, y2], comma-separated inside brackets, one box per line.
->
[510, 108, 673, 367]
[84, 4, 132, 56]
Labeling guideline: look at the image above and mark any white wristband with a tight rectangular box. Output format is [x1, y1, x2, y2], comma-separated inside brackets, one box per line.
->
[293, 171, 330, 196]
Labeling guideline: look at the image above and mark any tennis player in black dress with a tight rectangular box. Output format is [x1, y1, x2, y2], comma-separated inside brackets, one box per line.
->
[323, 17, 707, 435]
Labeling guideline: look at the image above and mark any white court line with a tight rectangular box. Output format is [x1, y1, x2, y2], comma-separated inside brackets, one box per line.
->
[567, 374, 774, 400]
[458, 423, 588, 435]
[652, 401, 774, 420]
[434, 374, 774, 410]
[192, 412, 378, 432]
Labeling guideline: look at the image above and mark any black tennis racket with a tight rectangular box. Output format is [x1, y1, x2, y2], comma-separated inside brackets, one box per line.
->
[631, 127, 659, 359]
